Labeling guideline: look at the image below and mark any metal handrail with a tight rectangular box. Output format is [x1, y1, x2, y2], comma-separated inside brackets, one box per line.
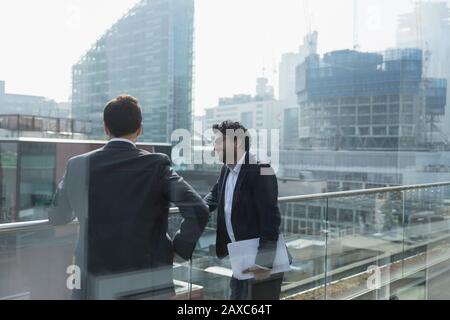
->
[278, 181, 450, 202]
[0, 208, 181, 234]
[1, 181, 450, 234]
[0, 137, 171, 147]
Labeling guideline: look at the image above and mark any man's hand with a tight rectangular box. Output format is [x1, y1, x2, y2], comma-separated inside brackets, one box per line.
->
[243, 265, 271, 281]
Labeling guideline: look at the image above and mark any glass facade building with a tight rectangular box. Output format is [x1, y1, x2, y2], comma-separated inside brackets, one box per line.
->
[72, 0, 194, 143]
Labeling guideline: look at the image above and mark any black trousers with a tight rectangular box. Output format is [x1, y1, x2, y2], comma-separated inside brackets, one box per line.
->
[230, 273, 283, 300]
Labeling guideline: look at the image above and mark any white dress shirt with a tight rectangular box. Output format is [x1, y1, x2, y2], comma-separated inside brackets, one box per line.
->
[107, 138, 136, 147]
[224, 152, 247, 243]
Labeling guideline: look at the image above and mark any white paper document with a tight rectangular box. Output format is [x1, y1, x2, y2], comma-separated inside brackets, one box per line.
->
[227, 234, 291, 280]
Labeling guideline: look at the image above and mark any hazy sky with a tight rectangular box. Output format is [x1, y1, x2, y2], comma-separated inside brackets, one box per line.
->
[1, 0, 446, 115]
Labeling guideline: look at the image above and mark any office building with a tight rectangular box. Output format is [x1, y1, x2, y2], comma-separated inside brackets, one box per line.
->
[0, 114, 89, 139]
[204, 77, 282, 132]
[279, 31, 318, 103]
[72, 0, 194, 142]
[0, 80, 60, 117]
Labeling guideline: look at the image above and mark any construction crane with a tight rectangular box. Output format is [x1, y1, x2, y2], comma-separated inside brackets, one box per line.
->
[303, 0, 312, 34]
[302, 0, 318, 54]
[353, 0, 360, 50]
[411, 0, 447, 146]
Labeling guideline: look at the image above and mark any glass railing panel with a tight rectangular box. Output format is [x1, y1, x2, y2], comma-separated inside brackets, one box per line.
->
[0, 213, 201, 300]
[402, 186, 450, 300]
[425, 185, 450, 300]
[187, 210, 232, 300]
[17, 142, 56, 222]
[0, 222, 77, 299]
[3, 183, 450, 300]
[187, 198, 328, 300]
[280, 199, 328, 300]
[169, 213, 200, 300]
[0, 142, 18, 224]
[324, 191, 404, 300]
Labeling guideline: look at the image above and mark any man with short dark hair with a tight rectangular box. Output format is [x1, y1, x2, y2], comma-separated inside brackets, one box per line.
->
[205, 120, 284, 300]
[103, 95, 142, 138]
[49, 95, 209, 299]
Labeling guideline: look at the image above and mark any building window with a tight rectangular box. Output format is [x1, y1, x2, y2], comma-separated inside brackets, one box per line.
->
[240, 112, 253, 128]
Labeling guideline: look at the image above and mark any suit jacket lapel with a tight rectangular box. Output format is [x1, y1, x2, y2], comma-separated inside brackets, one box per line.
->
[231, 164, 249, 213]
[217, 167, 231, 246]
[232, 153, 257, 211]
[218, 166, 229, 211]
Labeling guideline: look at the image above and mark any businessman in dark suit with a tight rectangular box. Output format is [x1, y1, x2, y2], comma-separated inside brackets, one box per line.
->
[204, 121, 283, 300]
[48, 95, 209, 299]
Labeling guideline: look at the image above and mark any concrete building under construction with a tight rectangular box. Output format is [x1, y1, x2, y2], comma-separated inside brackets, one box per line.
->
[397, 1, 450, 143]
[295, 48, 447, 151]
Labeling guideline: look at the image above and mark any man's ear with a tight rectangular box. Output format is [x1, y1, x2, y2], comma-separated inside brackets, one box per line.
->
[104, 123, 111, 137]
[136, 125, 142, 137]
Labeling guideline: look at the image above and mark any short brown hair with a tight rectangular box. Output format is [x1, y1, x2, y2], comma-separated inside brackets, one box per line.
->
[104, 95, 142, 137]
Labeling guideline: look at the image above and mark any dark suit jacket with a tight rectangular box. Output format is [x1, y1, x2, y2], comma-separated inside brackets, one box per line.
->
[48, 141, 209, 296]
[204, 154, 281, 269]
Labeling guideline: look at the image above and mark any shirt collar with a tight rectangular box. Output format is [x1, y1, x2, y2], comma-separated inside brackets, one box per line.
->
[227, 152, 247, 175]
[107, 138, 136, 147]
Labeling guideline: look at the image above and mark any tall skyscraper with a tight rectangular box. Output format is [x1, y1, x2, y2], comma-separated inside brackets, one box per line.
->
[278, 32, 318, 149]
[72, 0, 194, 142]
[278, 31, 318, 103]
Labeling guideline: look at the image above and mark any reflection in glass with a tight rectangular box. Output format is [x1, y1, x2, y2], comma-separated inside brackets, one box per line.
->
[18, 142, 56, 221]
[0, 142, 18, 223]
[325, 192, 403, 300]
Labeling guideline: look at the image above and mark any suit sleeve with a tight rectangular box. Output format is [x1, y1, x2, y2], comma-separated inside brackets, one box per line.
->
[48, 160, 76, 226]
[203, 167, 225, 212]
[253, 164, 281, 269]
[161, 155, 209, 261]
